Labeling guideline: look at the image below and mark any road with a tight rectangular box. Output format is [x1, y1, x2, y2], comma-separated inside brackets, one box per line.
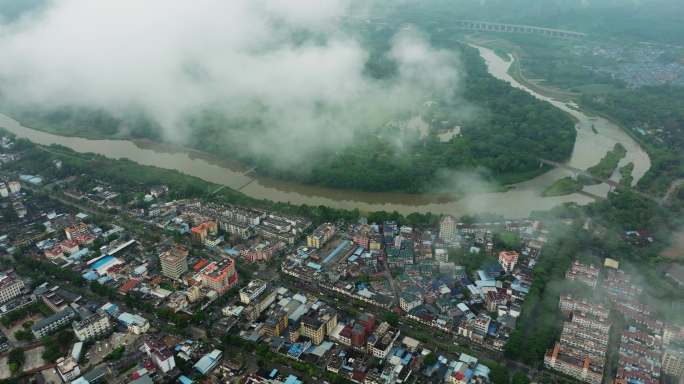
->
[380, 257, 400, 306]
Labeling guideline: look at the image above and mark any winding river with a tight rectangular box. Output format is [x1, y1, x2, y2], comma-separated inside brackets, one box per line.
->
[0, 46, 650, 218]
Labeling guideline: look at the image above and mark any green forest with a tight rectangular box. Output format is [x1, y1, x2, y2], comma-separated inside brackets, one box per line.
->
[2, 42, 575, 193]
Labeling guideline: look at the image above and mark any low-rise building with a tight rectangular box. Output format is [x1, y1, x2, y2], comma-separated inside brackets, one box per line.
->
[239, 280, 267, 304]
[142, 340, 176, 374]
[73, 312, 112, 341]
[199, 258, 238, 295]
[0, 273, 24, 304]
[56, 356, 81, 382]
[399, 292, 422, 313]
[565, 261, 600, 288]
[32, 307, 76, 338]
[498, 251, 519, 273]
[544, 343, 604, 384]
[307, 223, 336, 249]
[662, 346, 684, 377]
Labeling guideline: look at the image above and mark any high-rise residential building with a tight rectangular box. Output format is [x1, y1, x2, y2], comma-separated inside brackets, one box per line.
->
[0, 273, 24, 304]
[439, 215, 458, 243]
[159, 244, 189, 279]
[200, 258, 238, 295]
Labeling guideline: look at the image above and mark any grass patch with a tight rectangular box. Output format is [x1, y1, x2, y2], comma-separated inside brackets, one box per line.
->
[619, 162, 635, 186]
[586, 143, 627, 181]
[542, 177, 584, 197]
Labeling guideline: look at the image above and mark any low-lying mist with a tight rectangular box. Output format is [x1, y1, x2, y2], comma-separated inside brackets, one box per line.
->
[0, 0, 470, 169]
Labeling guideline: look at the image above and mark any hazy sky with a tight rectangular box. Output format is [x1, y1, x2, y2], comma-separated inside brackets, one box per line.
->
[0, 0, 466, 165]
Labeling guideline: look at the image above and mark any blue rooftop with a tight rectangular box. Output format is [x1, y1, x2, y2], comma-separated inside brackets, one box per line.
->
[323, 240, 350, 264]
[90, 255, 115, 270]
[178, 376, 194, 384]
[284, 375, 302, 384]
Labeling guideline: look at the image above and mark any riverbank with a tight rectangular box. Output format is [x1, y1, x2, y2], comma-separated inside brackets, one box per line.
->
[0, 46, 650, 218]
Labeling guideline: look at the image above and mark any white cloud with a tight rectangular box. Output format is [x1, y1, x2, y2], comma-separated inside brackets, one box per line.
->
[0, 0, 466, 166]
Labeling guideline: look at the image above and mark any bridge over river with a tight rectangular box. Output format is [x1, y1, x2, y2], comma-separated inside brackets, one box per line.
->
[539, 159, 665, 204]
[455, 20, 586, 39]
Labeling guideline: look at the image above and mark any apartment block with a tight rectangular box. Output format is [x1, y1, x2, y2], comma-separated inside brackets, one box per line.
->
[32, 307, 76, 338]
[544, 343, 604, 384]
[662, 346, 684, 377]
[565, 261, 599, 288]
[299, 305, 337, 345]
[199, 258, 238, 295]
[0, 273, 24, 304]
[239, 279, 267, 304]
[159, 244, 189, 280]
[73, 312, 112, 341]
[306, 223, 336, 249]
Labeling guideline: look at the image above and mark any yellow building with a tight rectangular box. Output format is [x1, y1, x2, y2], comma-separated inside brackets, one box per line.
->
[300, 308, 337, 345]
[263, 311, 288, 337]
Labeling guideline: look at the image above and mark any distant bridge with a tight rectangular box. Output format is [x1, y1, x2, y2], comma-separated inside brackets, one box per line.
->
[539, 159, 662, 204]
[455, 20, 586, 39]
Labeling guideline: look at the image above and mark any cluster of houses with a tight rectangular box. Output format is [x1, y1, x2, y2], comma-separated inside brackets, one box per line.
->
[545, 260, 684, 384]
[283, 217, 547, 352]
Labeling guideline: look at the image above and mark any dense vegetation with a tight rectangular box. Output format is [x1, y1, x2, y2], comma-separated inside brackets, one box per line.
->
[542, 177, 583, 197]
[581, 86, 684, 196]
[2, 42, 576, 193]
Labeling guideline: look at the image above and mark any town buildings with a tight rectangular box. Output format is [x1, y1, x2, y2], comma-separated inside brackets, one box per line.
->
[497, 251, 519, 273]
[73, 312, 112, 341]
[31, 307, 77, 338]
[199, 258, 238, 295]
[159, 244, 189, 280]
[439, 215, 458, 243]
[545, 293, 611, 384]
[662, 346, 684, 377]
[307, 223, 336, 249]
[0, 272, 24, 304]
[565, 261, 600, 288]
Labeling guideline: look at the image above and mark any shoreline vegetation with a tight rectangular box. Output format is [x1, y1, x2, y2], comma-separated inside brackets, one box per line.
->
[471, 34, 682, 199]
[542, 143, 627, 197]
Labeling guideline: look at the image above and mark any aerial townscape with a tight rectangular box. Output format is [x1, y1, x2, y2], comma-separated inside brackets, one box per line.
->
[0, 1, 683, 384]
